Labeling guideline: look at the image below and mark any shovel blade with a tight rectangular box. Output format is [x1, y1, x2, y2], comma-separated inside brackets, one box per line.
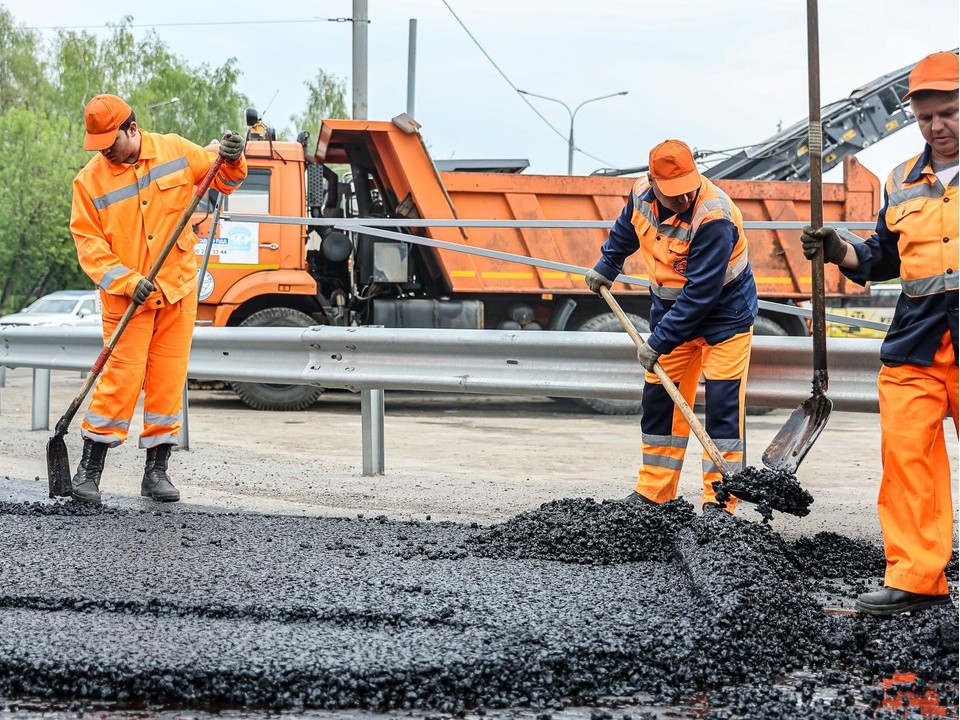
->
[46, 434, 72, 499]
[762, 392, 833, 474]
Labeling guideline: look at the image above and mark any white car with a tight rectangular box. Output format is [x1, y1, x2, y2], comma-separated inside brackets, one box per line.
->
[0, 290, 102, 327]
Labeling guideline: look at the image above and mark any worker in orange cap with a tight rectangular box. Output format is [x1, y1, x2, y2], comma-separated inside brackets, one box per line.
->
[585, 139, 758, 512]
[68, 94, 248, 504]
[802, 51, 958, 616]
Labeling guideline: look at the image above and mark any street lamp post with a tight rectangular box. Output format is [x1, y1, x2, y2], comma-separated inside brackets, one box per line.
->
[517, 89, 628, 175]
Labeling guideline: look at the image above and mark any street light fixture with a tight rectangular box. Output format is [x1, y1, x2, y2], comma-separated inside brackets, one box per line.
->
[517, 89, 628, 175]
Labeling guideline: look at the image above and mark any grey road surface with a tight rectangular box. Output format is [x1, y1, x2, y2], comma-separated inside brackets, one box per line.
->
[0, 367, 957, 538]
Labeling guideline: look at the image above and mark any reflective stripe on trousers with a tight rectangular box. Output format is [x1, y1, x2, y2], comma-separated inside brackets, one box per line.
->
[877, 330, 958, 595]
[81, 292, 197, 448]
[635, 330, 752, 509]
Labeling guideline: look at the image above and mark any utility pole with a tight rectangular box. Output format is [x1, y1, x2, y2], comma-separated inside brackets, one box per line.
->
[352, 0, 369, 120]
[407, 19, 417, 117]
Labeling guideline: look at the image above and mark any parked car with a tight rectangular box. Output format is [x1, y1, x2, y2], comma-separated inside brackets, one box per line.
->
[0, 290, 101, 327]
[827, 283, 899, 338]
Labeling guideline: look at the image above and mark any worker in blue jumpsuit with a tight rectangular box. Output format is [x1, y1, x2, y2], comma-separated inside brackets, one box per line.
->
[585, 139, 758, 511]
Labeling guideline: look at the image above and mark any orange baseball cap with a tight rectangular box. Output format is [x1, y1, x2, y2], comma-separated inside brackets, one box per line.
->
[649, 139, 701, 196]
[903, 51, 959, 100]
[83, 94, 132, 150]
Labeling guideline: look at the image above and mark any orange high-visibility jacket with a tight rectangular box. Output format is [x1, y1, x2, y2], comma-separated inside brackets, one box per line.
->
[70, 131, 247, 317]
[842, 146, 959, 365]
[630, 176, 750, 298]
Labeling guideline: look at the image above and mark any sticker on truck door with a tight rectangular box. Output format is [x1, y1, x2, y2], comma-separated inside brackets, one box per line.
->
[193, 221, 260, 265]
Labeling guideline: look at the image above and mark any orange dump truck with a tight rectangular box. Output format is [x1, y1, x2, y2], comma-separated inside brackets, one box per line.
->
[192, 114, 881, 412]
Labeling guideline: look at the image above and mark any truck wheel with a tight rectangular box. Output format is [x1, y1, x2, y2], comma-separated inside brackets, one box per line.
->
[230, 307, 325, 411]
[572, 312, 650, 415]
[746, 315, 789, 416]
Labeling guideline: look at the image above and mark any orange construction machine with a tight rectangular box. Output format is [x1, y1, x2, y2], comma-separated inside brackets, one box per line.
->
[191, 112, 880, 413]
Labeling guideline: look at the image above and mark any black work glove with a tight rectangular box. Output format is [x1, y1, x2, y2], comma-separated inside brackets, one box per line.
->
[131, 278, 156, 306]
[584, 269, 613, 295]
[218, 131, 245, 162]
[800, 225, 848, 265]
[637, 343, 661, 372]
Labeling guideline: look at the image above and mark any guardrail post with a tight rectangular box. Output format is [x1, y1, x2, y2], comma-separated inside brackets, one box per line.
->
[0, 365, 6, 388]
[31, 368, 50, 431]
[361, 388, 385, 475]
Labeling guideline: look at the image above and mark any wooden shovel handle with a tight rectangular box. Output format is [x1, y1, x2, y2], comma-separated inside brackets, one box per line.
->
[599, 285, 732, 475]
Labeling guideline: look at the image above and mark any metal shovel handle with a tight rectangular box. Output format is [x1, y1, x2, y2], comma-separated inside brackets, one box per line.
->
[807, 0, 828, 392]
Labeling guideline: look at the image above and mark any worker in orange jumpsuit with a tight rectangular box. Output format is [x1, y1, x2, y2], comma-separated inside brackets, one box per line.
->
[68, 94, 248, 504]
[802, 51, 958, 616]
[585, 140, 758, 512]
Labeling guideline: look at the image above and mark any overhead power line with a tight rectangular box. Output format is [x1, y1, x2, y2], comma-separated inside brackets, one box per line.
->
[440, 0, 617, 170]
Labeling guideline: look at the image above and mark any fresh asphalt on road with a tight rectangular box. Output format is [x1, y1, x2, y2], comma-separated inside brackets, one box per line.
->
[0, 370, 957, 719]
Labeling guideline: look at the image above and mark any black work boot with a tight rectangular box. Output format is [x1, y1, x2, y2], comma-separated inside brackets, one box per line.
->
[619, 490, 657, 505]
[71, 439, 108, 505]
[141, 445, 180, 502]
[854, 586, 952, 616]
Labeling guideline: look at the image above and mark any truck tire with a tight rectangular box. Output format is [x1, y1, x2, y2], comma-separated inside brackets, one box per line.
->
[746, 315, 789, 416]
[230, 307, 325, 411]
[572, 311, 650, 415]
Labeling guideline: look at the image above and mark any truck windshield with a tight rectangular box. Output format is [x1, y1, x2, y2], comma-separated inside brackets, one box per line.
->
[224, 169, 271, 214]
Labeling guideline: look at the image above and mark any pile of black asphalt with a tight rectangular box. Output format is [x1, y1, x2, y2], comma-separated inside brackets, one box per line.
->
[0, 494, 956, 720]
[713, 467, 815, 520]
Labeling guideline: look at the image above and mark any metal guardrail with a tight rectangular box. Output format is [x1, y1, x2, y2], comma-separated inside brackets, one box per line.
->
[2, 325, 882, 474]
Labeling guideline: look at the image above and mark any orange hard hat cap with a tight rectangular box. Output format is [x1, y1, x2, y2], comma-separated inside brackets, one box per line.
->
[83, 94, 132, 151]
[649, 139, 701, 196]
[903, 51, 959, 100]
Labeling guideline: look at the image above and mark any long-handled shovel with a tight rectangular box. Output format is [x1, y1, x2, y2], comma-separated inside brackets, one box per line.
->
[47, 156, 226, 497]
[599, 285, 733, 477]
[761, 0, 832, 474]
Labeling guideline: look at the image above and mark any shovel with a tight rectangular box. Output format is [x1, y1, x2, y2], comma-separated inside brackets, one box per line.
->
[761, 0, 832, 474]
[599, 285, 733, 477]
[47, 156, 226, 497]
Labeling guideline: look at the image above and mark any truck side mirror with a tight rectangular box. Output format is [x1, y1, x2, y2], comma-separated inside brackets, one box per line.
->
[207, 188, 221, 206]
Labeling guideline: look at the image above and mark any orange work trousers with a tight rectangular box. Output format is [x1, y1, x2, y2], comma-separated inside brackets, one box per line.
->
[81, 292, 197, 448]
[635, 329, 753, 509]
[877, 330, 958, 596]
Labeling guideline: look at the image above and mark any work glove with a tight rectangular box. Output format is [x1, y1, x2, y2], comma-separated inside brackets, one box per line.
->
[218, 131, 245, 162]
[800, 225, 848, 265]
[636, 343, 661, 372]
[584, 269, 613, 295]
[131, 278, 156, 306]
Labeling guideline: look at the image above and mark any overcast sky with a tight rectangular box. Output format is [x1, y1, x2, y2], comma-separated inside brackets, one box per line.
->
[9, 1, 960, 184]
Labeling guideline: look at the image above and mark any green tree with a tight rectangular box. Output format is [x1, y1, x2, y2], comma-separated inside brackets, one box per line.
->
[0, 7, 348, 312]
[0, 108, 87, 311]
[50, 17, 250, 146]
[288, 69, 349, 144]
[0, 7, 49, 112]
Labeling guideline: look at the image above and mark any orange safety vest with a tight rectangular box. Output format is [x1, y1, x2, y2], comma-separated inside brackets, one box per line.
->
[70, 131, 248, 317]
[884, 152, 959, 299]
[629, 176, 750, 299]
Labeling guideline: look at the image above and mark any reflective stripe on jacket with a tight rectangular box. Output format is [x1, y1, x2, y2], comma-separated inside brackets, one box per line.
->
[70, 131, 248, 317]
[842, 145, 959, 366]
[594, 177, 758, 354]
